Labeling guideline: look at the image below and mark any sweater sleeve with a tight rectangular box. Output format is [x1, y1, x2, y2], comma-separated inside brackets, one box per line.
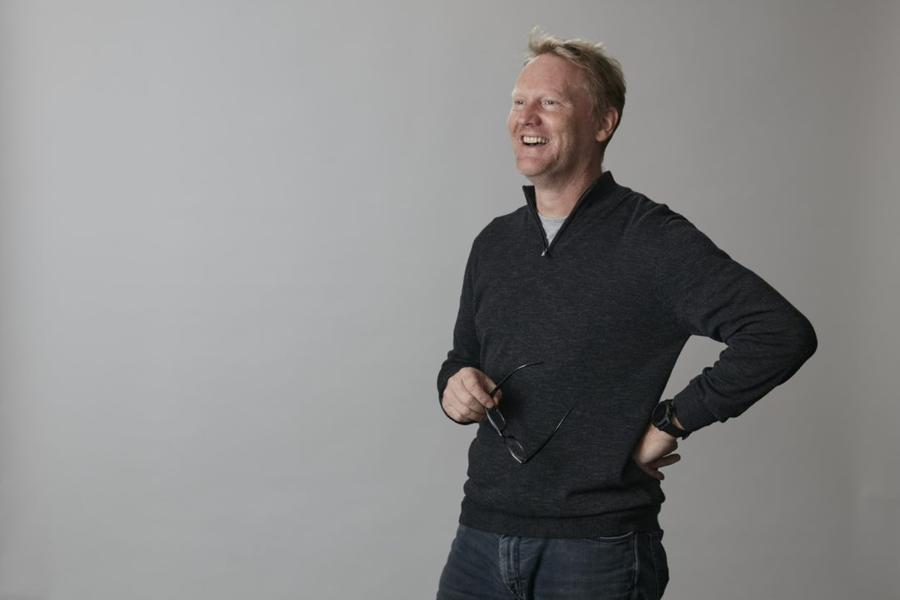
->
[653, 208, 818, 434]
[436, 237, 483, 424]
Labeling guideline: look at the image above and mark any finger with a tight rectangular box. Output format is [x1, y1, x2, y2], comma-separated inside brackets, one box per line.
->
[444, 404, 468, 424]
[463, 406, 485, 423]
[484, 377, 503, 402]
[646, 467, 664, 480]
[635, 461, 663, 481]
[461, 399, 487, 422]
[651, 454, 682, 468]
[445, 384, 483, 423]
[450, 401, 484, 424]
[479, 374, 504, 405]
[442, 394, 465, 423]
[462, 372, 497, 409]
[449, 378, 489, 414]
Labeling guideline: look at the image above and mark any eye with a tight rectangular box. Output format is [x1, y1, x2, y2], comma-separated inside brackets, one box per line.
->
[512, 99, 525, 107]
[542, 98, 557, 107]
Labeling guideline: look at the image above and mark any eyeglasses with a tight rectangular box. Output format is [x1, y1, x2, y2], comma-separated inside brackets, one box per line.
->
[485, 361, 577, 464]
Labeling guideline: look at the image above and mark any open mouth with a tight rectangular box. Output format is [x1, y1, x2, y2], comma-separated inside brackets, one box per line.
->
[521, 135, 549, 146]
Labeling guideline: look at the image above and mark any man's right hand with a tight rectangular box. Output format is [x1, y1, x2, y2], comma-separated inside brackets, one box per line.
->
[440, 367, 503, 424]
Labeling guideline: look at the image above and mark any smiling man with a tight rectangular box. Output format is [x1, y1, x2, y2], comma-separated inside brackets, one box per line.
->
[508, 52, 612, 216]
[435, 29, 817, 599]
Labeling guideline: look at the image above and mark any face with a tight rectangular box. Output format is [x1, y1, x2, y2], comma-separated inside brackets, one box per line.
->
[507, 54, 608, 186]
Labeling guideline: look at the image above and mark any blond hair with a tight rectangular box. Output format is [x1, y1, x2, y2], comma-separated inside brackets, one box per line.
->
[524, 27, 626, 147]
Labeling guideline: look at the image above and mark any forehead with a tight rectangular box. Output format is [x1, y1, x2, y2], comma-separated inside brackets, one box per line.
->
[511, 54, 586, 97]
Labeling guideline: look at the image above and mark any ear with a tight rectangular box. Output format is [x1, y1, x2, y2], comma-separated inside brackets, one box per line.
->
[594, 107, 620, 143]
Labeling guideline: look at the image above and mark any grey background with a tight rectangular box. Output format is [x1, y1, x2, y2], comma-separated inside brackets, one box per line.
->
[1, 0, 897, 598]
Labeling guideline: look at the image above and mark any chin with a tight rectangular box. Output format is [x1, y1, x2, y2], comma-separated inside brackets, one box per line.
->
[516, 159, 548, 179]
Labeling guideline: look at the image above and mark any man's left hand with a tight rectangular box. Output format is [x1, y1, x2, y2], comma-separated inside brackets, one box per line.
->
[632, 424, 682, 481]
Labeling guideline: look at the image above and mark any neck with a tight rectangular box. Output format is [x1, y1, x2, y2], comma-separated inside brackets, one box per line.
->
[533, 167, 604, 218]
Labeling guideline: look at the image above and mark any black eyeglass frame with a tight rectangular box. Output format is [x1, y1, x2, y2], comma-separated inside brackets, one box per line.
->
[484, 361, 577, 464]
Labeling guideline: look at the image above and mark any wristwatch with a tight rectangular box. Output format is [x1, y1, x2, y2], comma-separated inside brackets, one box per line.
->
[652, 400, 691, 440]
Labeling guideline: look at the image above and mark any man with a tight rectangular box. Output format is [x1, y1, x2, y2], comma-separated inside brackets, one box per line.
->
[435, 29, 817, 600]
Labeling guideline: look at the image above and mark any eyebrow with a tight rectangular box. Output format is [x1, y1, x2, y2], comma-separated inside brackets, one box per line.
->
[510, 88, 569, 99]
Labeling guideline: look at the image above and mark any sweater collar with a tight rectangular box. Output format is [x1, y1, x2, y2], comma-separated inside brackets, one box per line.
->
[522, 170, 618, 214]
[522, 171, 618, 257]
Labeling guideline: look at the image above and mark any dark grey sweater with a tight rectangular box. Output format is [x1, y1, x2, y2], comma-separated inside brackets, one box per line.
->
[436, 171, 817, 538]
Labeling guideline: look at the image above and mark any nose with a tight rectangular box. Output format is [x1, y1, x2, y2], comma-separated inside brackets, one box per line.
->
[517, 101, 541, 127]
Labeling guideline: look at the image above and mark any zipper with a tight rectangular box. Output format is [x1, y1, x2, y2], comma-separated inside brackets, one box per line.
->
[525, 176, 604, 258]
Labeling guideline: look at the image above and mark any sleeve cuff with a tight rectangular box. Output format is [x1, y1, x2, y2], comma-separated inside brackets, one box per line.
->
[671, 395, 719, 433]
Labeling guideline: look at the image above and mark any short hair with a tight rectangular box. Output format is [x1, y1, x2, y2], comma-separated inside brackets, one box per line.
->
[524, 27, 626, 147]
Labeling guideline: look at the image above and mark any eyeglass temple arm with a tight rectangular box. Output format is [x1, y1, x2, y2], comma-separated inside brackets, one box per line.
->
[488, 361, 544, 396]
[517, 400, 580, 464]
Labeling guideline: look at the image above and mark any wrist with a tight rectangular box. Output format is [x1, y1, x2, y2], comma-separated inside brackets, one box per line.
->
[651, 399, 691, 440]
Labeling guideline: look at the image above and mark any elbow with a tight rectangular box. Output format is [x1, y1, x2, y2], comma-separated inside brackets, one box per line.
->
[798, 315, 818, 360]
[787, 312, 818, 367]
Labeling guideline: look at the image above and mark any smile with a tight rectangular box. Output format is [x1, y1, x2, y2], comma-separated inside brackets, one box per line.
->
[521, 135, 549, 145]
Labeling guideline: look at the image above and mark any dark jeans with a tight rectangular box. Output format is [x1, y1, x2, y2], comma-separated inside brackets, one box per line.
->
[436, 524, 669, 600]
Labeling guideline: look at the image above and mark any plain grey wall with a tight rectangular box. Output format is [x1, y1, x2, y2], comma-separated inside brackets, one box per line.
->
[1, 0, 897, 598]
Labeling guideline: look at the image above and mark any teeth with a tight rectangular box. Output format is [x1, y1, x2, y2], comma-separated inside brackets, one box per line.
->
[522, 135, 549, 145]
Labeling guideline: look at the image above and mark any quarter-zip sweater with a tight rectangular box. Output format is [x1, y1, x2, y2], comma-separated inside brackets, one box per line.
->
[436, 170, 818, 539]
